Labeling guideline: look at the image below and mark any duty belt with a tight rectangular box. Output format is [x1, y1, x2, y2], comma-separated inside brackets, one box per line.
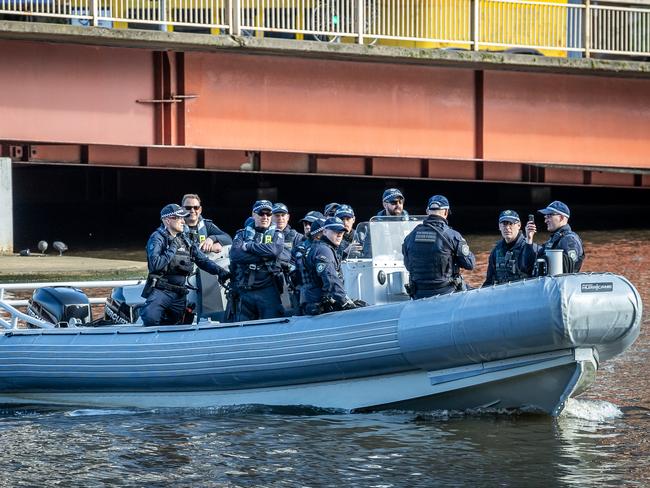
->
[154, 280, 188, 295]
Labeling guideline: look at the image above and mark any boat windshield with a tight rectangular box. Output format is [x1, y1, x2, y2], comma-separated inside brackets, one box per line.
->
[356, 216, 424, 261]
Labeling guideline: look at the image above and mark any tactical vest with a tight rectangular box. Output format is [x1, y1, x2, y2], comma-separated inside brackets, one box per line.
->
[407, 223, 454, 288]
[166, 243, 193, 276]
[235, 228, 281, 290]
[544, 226, 585, 272]
[493, 238, 528, 284]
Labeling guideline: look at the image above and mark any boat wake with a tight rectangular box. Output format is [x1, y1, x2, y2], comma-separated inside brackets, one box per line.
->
[560, 398, 623, 421]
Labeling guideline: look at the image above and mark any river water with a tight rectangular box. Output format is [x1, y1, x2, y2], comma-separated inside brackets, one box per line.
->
[1, 230, 649, 487]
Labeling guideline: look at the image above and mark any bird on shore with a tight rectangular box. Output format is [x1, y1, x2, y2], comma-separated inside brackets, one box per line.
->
[37, 240, 48, 254]
[52, 241, 68, 256]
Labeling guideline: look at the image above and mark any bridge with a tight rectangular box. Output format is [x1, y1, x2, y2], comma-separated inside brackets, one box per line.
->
[0, 2, 649, 251]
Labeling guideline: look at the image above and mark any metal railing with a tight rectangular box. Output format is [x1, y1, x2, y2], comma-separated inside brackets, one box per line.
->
[1, 0, 648, 58]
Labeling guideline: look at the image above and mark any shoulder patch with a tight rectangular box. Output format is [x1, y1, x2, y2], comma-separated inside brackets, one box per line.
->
[461, 244, 470, 256]
[316, 263, 327, 274]
[568, 249, 578, 262]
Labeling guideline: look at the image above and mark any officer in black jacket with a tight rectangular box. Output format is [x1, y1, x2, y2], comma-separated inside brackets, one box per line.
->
[181, 193, 232, 253]
[402, 195, 475, 299]
[523, 200, 585, 273]
[272, 202, 304, 313]
[230, 200, 285, 321]
[302, 217, 356, 315]
[483, 210, 537, 286]
[335, 204, 362, 260]
[140, 203, 231, 326]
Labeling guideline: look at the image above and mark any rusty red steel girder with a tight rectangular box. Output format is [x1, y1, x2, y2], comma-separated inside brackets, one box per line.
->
[1, 39, 649, 188]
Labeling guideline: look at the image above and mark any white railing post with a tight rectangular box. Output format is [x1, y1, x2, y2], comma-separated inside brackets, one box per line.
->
[231, 0, 242, 36]
[583, 0, 591, 57]
[90, 0, 99, 26]
[357, 0, 364, 44]
[0, 158, 12, 255]
[472, 0, 480, 51]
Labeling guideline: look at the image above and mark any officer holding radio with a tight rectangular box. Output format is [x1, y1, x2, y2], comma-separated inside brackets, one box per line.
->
[524, 200, 585, 274]
[140, 203, 231, 327]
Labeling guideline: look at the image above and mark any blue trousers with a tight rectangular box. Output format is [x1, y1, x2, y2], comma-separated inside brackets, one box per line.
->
[236, 286, 284, 322]
[140, 288, 186, 326]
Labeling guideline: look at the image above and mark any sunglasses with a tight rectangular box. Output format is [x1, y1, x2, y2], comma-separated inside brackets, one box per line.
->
[167, 215, 185, 220]
[184, 205, 201, 211]
[256, 211, 272, 217]
[388, 199, 404, 205]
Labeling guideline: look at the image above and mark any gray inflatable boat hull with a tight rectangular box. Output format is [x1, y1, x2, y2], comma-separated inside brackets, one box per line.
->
[0, 273, 641, 415]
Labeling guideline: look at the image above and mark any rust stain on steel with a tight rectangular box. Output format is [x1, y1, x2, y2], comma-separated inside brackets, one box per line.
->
[0, 40, 155, 146]
[183, 52, 476, 160]
[483, 71, 650, 168]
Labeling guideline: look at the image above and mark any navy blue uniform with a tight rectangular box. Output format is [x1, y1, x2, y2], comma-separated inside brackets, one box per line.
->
[230, 225, 285, 321]
[186, 216, 232, 247]
[338, 229, 362, 260]
[140, 226, 230, 326]
[302, 237, 349, 315]
[402, 215, 475, 298]
[376, 209, 410, 217]
[483, 233, 537, 286]
[523, 224, 585, 274]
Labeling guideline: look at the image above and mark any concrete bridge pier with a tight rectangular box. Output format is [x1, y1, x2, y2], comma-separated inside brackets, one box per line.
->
[0, 157, 12, 254]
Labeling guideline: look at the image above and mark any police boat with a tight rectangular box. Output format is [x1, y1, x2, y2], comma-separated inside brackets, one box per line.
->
[0, 217, 642, 416]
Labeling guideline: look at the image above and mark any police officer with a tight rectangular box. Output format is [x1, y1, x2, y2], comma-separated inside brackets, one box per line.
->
[272, 202, 304, 263]
[483, 210, 537, 286]
[402, 195, 475, 298]
[524, 200, 585, 273]
[377, 188, 409, 217]
[140, 203, 231, 327]
[293, 217, 326, 314]
[302, 217, 357, 315]
[299, 210, 324, 236]
[230, 200, 285, 321]
[181, 193, 232, 252]
[323, 202, 341, 218]
[335, 204, 362, 260]
[272, 202, 304, 313]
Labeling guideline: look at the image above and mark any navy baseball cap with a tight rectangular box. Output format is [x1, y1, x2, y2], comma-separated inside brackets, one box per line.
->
[252, 200, 273, 213]
[300, 211, 324, 223]
[382, 188, 404, 202]
[160, 203, 189, 219]
[309, 218, 326, 236]
[538, 200, 570, 218]
[272, 203, 289, 214]
[498, 210, 520, 223]
[335, 204, 355, 218]
[323, 202, 341, 217]
[322, 217, 346, 232]
[427, 195, 450, 210]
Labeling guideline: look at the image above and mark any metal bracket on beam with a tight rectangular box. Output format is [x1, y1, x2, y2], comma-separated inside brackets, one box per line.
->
[136, 94, 198, 104]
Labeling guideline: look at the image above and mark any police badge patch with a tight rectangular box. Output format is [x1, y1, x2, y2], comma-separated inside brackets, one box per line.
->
[568, 250, 578, 262]
[316, 263, 326, 274]
[461, 244, 470, 256]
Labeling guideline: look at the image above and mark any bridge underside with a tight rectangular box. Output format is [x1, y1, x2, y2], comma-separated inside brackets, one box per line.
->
[2, 36, 650, 189]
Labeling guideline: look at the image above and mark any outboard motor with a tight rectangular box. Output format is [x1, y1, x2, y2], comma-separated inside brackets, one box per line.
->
[27, 287, 92, 327]
[104, 284, 146, 325]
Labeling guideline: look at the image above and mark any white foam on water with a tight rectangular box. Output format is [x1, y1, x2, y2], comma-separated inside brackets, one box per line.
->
[65, 408, 143, 417]
[561, 398, 623, 421]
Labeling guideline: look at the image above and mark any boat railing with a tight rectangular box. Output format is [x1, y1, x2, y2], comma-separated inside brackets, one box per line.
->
[0, 279, 143, 329]
[0, 279, 143, 306]
[0, 300, 55, 329]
